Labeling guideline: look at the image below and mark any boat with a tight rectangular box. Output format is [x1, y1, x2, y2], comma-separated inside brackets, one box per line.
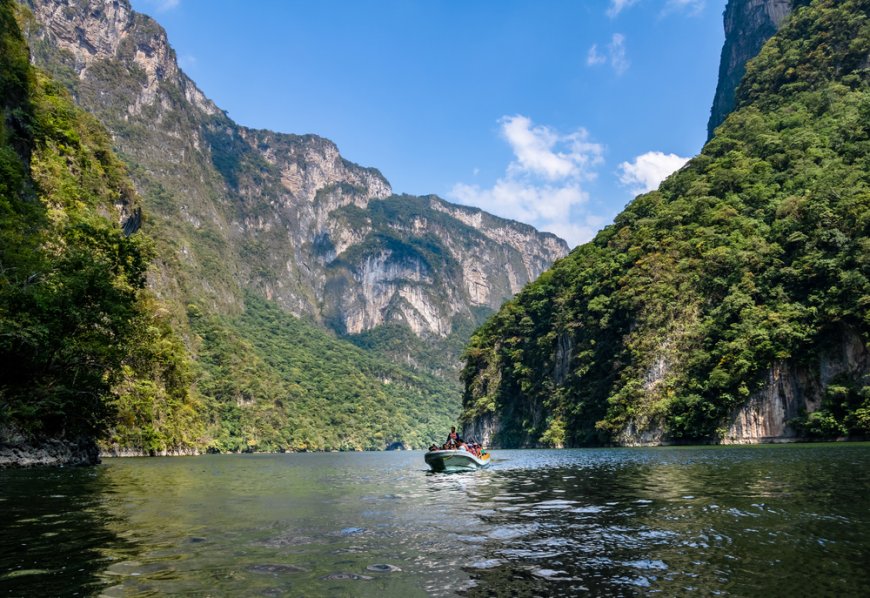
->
[424, 449, 491, 472]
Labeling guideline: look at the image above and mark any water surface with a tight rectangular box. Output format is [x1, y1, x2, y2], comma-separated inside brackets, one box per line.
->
[2, 444, 869, 596]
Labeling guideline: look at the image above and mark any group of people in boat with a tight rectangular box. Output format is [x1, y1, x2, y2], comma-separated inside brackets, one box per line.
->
[428, 426, 485, 457]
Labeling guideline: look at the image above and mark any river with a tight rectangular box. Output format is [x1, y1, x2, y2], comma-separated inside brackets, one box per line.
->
[2, 444, 869, 596]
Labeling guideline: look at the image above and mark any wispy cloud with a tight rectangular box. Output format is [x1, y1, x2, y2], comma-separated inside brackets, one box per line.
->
[587, 33, 629, 76]
[663, 0, 706, 16]
[607, 0, 641, 18]
[178, 54, 198, 70]
[450, 115, 605, 247]
[606, 0, 707, 18]
[139, 0, 181, 13]
[618, 151, 690, 194]
[586, 44, 607, 67]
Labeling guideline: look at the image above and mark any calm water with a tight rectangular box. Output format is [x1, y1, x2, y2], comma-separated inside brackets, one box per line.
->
[2, 445, 869, 597]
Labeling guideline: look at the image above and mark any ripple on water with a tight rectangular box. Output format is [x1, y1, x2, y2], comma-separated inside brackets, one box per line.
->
[320, 572, 373, 581]
[366, 563, 401, 573]
[533, 499, 577, 510]
[624, 559, 668, 571]
[467, 559, 503, 569]
[254, 533, 314, 548]
[456, 534, 488, 544]
[336, 527, 366, 536]
[499, 548, 563, 560]
[487, 524, 539, 540]
[569, 505, 606, 514]
[1, 569, 52, 580]
[532, 568, 573, 580]
[246, 564, 307, 575]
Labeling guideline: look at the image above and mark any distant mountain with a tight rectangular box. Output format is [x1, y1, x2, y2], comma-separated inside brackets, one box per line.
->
[462, 0, 870, 448]
[15, 0, 567, 452]
[22, 0, 566, 333]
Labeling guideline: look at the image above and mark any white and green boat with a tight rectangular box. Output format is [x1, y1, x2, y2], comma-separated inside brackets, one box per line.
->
[424, 449, 491, 472]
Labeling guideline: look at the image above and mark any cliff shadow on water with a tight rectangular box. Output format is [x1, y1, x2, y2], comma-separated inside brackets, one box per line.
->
[0, 466, 137, 596]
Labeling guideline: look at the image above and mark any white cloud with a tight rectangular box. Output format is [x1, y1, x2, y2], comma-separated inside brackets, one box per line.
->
[587, 33, 629, 76]
[500, 115, 601, 181]
[178, 54, 197, 70]
[586, 44, 607, 67]
[608, 0, 705, 18]
[449, 116, 605, 247]
[607, 0, 640, 17]
[608, 34, 629, 75]
[139, 0, 180, 12]
[452, 179, 587, 228]
[618, 151, 690, 194]
[663, 0, 705, 15]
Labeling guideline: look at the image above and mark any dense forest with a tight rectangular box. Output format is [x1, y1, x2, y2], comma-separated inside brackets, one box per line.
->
[462, 0, 870, 446]
[0, 0, 197, 451]
[0, 0, 457, 458]
[4, 0, 869, 461]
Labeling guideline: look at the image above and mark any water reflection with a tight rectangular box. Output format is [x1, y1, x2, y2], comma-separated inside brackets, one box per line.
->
[1, 445, 869, 596]
[0, 466, 136, 596]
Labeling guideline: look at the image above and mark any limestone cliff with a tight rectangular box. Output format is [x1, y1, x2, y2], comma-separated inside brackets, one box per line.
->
[723, 327, 869, 443]
[20, 0, 567, 340]
[707, 0, 798, 139]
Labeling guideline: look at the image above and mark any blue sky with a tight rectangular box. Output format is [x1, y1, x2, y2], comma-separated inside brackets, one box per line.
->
[131, 0, 726, 246]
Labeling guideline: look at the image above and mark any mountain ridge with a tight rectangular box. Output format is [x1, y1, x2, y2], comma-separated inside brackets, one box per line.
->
[20, 0, 567, 333]
[11, 0, 567, 455]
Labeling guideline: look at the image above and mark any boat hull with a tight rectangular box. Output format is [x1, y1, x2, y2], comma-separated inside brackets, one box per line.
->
[424, 450, 490, 472]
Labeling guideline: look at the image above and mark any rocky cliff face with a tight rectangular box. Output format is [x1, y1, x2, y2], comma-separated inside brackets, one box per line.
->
[707, 0, 796, 139]
[323, 195, 566, 337]
[21, 0, 567, 343]
[724, 326, 869, 443]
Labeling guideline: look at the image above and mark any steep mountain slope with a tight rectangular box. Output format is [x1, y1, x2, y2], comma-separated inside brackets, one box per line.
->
[14, 0, 567, 451]
[462, 0, 870, 447]
[20, 0, 566, 340]
[0, 0, 197, 465]
[707, 0, 798, 139]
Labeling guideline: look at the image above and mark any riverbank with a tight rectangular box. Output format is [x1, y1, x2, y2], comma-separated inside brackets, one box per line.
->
[0, 437, 100, 468]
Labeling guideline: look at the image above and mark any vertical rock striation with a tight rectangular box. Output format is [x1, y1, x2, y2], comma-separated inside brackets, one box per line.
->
[21, 0, 567, 340]
[707, 0, 796, 139]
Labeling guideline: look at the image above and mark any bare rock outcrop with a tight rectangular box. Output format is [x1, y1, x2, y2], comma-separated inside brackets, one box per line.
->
[22, 0, 567, 339]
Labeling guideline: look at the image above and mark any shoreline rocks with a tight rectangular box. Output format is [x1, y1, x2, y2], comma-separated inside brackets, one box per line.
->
[0, 437, 100, 468]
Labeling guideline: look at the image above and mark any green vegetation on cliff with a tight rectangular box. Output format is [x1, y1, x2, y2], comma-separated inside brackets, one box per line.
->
[462, 0, 870, 446]
[0, 0, 198, 449]
[1, 1, 459, 454]
[192, 294, 456, 452]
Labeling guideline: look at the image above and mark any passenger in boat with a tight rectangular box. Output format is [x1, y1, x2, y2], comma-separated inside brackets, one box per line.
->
[469, 442, 480, 457]
[428, 444, 439, 452]
[446, 426, 463, 446]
